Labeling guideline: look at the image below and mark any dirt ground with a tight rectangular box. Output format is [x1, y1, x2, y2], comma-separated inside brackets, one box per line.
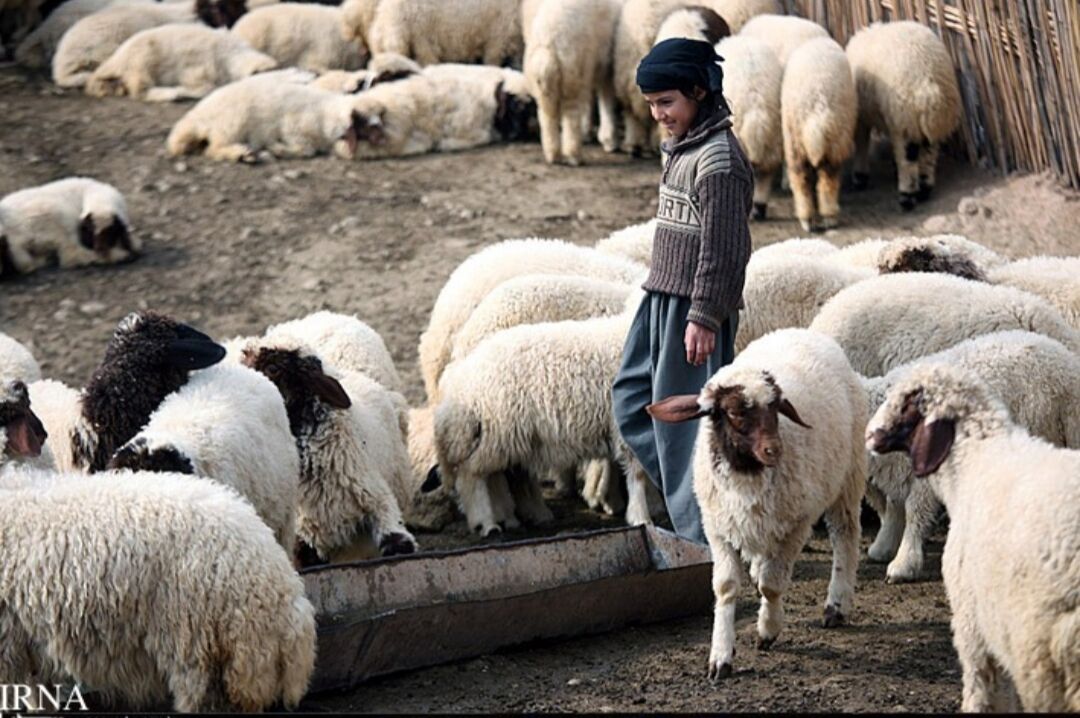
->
[2, 64, 1078, 713]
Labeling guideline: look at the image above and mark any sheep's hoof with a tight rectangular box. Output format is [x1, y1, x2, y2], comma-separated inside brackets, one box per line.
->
[822, 604, 846, 628]
[916, 181, 934, 202]
[851, 172, 870, 191]
[379, 533, 416, 557]
[751, 202, 767, 221]
[898, 193, 918, 211]
[798, 218, 815, 233]
[756, 635, 777, 650]
[707, 660, 732, 683]
[481, 525, 502, 539]
[885, 569, 919, 585]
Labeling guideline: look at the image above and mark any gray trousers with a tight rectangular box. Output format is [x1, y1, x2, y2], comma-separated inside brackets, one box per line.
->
[612, 292, 738, 545]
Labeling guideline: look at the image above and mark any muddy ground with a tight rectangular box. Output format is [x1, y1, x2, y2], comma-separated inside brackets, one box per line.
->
[2, 64, 1078, 713]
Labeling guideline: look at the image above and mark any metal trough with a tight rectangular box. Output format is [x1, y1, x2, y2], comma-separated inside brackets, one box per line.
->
[302, 524, 712, 693]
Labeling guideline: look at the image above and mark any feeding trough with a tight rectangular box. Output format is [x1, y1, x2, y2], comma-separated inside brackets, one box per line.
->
[302, 524, 712, 693]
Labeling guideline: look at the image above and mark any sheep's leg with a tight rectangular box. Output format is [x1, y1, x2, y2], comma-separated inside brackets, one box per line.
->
[552, 466, 577, 499]
[751, 166, 775, 220]
[509, 472, 554, 526]
[707, 538, 742, 681]
[489, 472, 521, 530]
[867, 494, 905, 563]
[621, 109, 649, 157]
[916, 139, 939, 201]
[787, 160, 817, 233]
[886, 480, 941, 583]
[851, 119, 871, 190]
[815, 161, 842, 230]
[954, 615, 1008, 713]
[457, 472, 502, 537]
[823, 492, 860, 625]
[624, 459, 653, 526]
[894, 136, 921, 211]
[362, 474, 416, 556]
[537, 93, 561, 165]
[560, 100, 585, 166]
[206, 142, 260, 164]
[596, 78, 619, 153]
[755, 521, 811, 648]
[583, 459, 625, 515]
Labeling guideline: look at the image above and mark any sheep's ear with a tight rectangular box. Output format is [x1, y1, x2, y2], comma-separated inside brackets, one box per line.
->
[647, 395, 708, 423]
[166, 339, 227, 370]
[909, 418, 954, 478]
[421, 465, 442, 492]
[78, 215, 96, 250]
[4, 410, 46, 458]
[494, 80, 509, 122]
[305, 371, 352, 409]
[777, 398, 811, 429]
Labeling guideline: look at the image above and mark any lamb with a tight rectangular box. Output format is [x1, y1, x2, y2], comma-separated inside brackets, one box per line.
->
[418, 238, 646, 403]
[715, 34, 782, 219]
[808, 272, 1080, 376]
[341, 63, 537, 160]
[86, 23, 277, 101]
[341, 0, 523, 68]
[0, 177, 139, 275]
[866, 364, 1080, 711]
[231, 3, 364, 73]
[166, 73, 362, 162]
[14, 0, 147, 69]
[239, 336, 417, 562]
[780, 37, 857, 232]
[0, 332, 40, 384]
[594, 219, 656, 267]
[862, 330, 1080, 583]
[0, 468, 316, 712]
[27, 311, 226, 473]
[51, 0, 196, 87]
[987, 256, 1080, 331]
[845, 21, 962, 208]
[523, 0, 622, 165]
[0, 379, 51, 472]
[737, 13, 829, 66]
[648, 328, 866, 679]
[107, 361, 300, 553]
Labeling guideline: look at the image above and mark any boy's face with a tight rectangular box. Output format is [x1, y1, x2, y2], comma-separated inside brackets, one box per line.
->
[643, 88, 702, 138]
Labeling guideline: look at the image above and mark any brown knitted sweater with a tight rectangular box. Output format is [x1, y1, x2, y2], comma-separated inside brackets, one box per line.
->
[642, 106, 754, 333]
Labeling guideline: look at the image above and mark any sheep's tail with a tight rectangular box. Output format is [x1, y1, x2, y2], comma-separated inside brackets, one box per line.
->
[801, 113, 830, 168]
[432, 399, 482, 469]
[166, 117, 204, 157]
[736, 106, 776, 166]
[913, 81, 959, 143]
[278, 594, 317, 709]
[525, 43, 561, 114]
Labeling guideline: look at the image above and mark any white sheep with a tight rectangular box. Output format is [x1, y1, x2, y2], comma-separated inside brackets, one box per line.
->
[750, 236, 838, 262]
[648, 328, 865, 679]
[715, 34, 782, 219]
[0, 177, 139, 275]
[0, 332, 40, 384]
[418, 238, 646, 403]
[309, 51, 421, 93]
[594, 219, 656, 267]
[870, 233, 1008, 277]
[780, 37, 857, 232]
[231, 3, 364, 72]
[0, 468, 316, 712]
[107, 361, 300, 554]
[808, 272, 1080, 377]
[862, 330, 1080, 583]
[51, 0, 196, 87]
[866, 363, 1080, 711]
[14, 0, 145, 68]
[737, 13, 829, 66]
[342, 0, 522, 68]
[523, 0, 622, 165]
[988, 256, 1080, 331]
[654, 5, 729, 45]
[86, 23, 277, 101]
[846, 21, 962, 208]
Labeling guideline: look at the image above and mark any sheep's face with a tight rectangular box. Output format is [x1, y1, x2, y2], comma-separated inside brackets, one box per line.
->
[878, 242, 986, 281]
[106, 312, 225, 374]
[108, 436, 195, 475]
[866, 388, 955, 479]
[196, 0, 246, 28]
[494, 82, 538, 142]
[694, 6, 731, 44]
[241, 346, 351, 438]
[341, 111, 388, 157]
[0, 380, 47, 460]
[78, 213, 139, 264]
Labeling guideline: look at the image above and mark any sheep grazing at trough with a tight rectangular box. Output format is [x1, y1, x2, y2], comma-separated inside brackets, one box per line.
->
[340, 0, 523, 68]
[86, 23, 278, 101]
[108, 361, 301, 554]
[0, 177, 139, 276]
[594, 219, 656, 267]
[808, 272, 1080, 377]
[28, 311, 226, 473]
[239, 335, 417, 563]
[523, 0, 622, 165]
[418, 238, 646, 403]
[0, 332, 40, 384]
[0, 379, 51, 472]
[714, 34, 782, 220]
[737, 13, 829, 66]
[0, 469, 316, 712]
[867, 364, 1080, 711]
[15, 0, 147, 68]
[780, 37, 857, 232]
[51, 0, 196, 87]
[845, 21, 962, 208]
[403, 404, 459, 531]
[231, 3, 365, 72]
[648, 328, 866, 679]
[862, 330, 1080, 584]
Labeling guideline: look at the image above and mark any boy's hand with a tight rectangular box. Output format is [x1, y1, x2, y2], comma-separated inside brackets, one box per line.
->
[685, 321, 716, 366]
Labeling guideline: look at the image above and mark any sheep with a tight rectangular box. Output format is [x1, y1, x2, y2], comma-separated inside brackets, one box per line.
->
[654, 5, 729, 46]
[86, 23, 277, 101]
[231, 3, 364, 73]
[418, 238, 646, 403]
[0, 177, 139, 276]
[0, 332, 40, 384]
[342, 0, 523, 68]
[594, 219, 656, 267]
[523, 0, 622, 165]
[310, 51, 420, 93]
[870, 233, 1008, 278]
[987, 256, 1080, 331]
[715, 34, 782, 219]
[239, 336, 417, 562]
[808, 272, 1080, 377]
[648, 328, 866, 679]
[28, 311, 226, 473]
[0, 379, 51, 472]
[429, 310, 655, 537]
[751, 236, 838, 262]
[780, 37, 857, 232]
[846, 21, 962, 209]
[342, 63, 537, 160]
[51, 0, 196, 87]
[737, 13, 829, 66]
[14, 0, 148, 69]
[0, 468, 316, 712]
[107, 361, 300, 553]
[866, 363, 1080, 712]
[862, 330, 1080, 584]
[166, 73, 363, 161]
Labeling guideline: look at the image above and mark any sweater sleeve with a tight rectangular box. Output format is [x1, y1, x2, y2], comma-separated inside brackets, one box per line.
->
[686, 170, 752, 332]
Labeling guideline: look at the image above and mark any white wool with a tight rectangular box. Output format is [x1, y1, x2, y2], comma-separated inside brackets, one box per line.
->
[232, 3, 364, 72]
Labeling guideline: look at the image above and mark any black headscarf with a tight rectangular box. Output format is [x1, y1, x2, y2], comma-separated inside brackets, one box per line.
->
[635, 37, 725, 97]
